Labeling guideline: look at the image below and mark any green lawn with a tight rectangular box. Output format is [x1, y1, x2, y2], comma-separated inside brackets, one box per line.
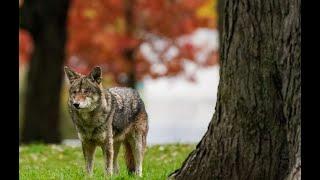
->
[19, 144, 195, 180]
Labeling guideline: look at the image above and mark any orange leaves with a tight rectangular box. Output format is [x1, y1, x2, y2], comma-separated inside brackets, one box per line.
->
[117, 36, 140, 53]
[180, 0, 204, 10]
[19, 29, 34, 66]
[179, 42, 196, 60]
[181, 18, 197, 34]
[166, 59, 184, 76]
[204, 51, 219, 66]
[91, 31, 139, 58]
[18, 0, 219, 86]
[83, 8, 97, 19]
[134, 0, 214, 38]
[92, 31, 115, 53]
[66, 0, 218, 84]
[135, 51, 151, 80]
[67, 0, 136, 84]
[196, 0, 217, 19]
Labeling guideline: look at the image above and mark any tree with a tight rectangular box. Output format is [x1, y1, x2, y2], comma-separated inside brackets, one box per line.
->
[66, 0, 218, 87]
[169, 0, 300, 179]
[20, 0, 70, 143]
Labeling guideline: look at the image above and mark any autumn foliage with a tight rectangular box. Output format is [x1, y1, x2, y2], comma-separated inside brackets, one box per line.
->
[19, 0, 219, 85]
[19, 29, 34, 67]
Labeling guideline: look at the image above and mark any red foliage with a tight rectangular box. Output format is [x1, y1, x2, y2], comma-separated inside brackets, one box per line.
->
[19, 0, 218, 84]
[66, 0, 218, 85]
[19, 29, 34, 66]
[204, 51, 219, 66]
[180, 42, 196, 60]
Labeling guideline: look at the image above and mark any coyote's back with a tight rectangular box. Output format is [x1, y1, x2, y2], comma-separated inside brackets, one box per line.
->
[107, 87, 148, 139]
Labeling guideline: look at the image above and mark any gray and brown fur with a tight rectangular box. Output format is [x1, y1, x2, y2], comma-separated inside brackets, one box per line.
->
[64, 66, 148, 176]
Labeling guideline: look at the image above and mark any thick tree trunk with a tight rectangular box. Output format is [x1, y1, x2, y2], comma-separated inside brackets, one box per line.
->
[169, 0, 300, 179]
[20, 0, 70, 143]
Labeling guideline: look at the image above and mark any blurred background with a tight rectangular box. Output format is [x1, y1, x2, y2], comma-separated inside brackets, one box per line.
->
[19, 0, 219, 145]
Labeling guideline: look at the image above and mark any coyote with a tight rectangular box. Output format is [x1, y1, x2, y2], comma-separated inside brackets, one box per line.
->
[64, 66, 148, 176]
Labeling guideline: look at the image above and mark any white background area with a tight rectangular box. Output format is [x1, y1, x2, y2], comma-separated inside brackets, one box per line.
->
[143, 65, 220, 145]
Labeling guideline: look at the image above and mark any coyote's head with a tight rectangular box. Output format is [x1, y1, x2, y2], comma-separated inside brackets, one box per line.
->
[64, 66, 103, 111]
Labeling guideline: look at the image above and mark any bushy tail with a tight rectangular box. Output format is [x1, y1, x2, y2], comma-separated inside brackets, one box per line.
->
[124, 141, 135, 173]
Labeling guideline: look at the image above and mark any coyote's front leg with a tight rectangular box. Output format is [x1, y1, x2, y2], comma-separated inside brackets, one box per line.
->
[82, 141, 96, 176]
[102, 129, 114, 175]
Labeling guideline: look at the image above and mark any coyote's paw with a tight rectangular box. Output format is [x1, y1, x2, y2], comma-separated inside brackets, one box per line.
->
[134, 170, 142, 177]
[105, 168, 113, 176]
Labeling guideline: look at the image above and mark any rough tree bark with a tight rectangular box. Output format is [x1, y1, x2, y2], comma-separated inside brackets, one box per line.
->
[20, 0, 70, 143]
[169, 0, 300, 179]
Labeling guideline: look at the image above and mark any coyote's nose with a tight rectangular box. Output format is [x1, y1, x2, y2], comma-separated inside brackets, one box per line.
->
[73, 103, 80, 109]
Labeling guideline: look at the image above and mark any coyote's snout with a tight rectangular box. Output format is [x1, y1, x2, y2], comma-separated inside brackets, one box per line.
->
[64, 66, 148, 176]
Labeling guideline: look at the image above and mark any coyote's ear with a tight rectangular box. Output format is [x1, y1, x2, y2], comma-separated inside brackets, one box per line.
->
[88, 66, 102, 84]
[64, 66, 81, 84]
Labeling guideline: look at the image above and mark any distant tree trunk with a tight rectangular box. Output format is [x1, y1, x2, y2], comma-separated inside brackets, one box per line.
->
[169, 0, 300, 179]
[124, 0, 136, 88]
[20, 0, 70, 143]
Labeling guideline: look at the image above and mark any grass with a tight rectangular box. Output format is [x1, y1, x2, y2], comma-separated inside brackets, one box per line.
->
[19, 143, 195, 180]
